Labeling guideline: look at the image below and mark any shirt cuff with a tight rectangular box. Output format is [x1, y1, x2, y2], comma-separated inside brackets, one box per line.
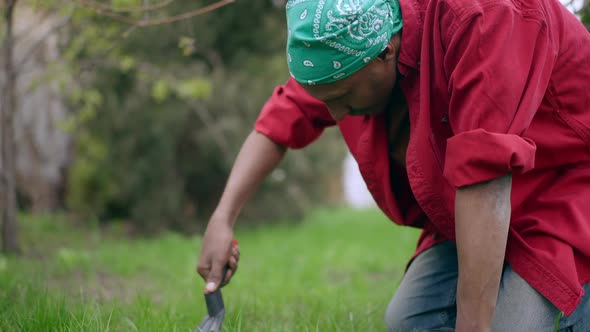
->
[444, 129, 536, 187]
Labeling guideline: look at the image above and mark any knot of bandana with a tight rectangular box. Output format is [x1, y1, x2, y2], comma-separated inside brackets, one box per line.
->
[286, 0, 403, 85]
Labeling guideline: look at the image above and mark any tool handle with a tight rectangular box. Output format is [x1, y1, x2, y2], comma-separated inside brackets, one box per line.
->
[204, 265, 229, 317]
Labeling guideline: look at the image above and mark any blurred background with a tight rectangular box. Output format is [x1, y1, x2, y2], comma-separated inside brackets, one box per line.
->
[0, 1, 588, 331]
[0, 0, 588, 253]
[1, 0, 351, 252]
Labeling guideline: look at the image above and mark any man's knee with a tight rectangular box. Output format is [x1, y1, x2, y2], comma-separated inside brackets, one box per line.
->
[384, 299, 455, 332]
[384, 309, 416, 332]
[384, 293, 425, 332]
[386, 313, 455, 332]
[385, 241, 459, 332]
[384, 286, 424, 331]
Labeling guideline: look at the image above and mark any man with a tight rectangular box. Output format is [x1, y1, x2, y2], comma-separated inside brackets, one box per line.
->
[197, 0, 590, 330]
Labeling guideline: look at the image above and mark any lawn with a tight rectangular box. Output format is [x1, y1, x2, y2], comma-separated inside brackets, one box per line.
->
[0, 208, 420, 331]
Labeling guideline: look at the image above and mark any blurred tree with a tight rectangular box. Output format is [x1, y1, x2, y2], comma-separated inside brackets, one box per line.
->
[0, 0, 244, 251]
[62, 0, 345, 232]
[1, 0, 20, 253]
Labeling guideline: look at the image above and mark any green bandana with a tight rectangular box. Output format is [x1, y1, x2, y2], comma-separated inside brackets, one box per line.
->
[286, 0, 403, 85]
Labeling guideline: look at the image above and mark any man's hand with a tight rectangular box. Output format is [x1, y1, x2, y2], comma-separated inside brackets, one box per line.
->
[455, 173, 512, 332]
[197, 218, 240, 293]
[195, 131, 286, 294]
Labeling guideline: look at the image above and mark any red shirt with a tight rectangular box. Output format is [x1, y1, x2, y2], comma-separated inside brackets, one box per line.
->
[255, 0, 590, 315]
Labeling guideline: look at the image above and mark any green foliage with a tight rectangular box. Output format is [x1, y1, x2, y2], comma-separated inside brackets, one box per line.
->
[112, 0, 142, 9]
[59, 0, 345, 232]
[1, 210, 421, 331]
[151, 77, 212, 102]
[150, 79, 170, 102]
[175, 78, 212, 100]
[66, 133, 118, 219]
[582, 10, 590, 30]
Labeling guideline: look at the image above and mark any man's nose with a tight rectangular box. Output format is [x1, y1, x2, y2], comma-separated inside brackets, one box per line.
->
[326, 105, 349, 122]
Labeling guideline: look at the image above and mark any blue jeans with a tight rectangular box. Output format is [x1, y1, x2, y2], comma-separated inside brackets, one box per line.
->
[385, 241, 590, 332]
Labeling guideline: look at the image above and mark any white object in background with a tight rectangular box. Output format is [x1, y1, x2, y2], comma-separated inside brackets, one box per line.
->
[343, 153, 376, 208]
[562, 0, 583, 17]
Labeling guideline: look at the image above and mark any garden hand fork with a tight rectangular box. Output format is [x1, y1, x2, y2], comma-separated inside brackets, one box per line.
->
[195, 265, 229, 332]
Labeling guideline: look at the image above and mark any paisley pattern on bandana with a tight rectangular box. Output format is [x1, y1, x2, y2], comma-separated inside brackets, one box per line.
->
[286, 0, 403, 85]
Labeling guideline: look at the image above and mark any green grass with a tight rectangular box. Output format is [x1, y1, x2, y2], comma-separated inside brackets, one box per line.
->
[0, 209, 420, 331]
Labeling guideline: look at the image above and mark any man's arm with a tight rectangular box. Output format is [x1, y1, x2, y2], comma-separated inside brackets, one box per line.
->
[197, 130, 287, 292]
[455, 173, 512, 332]
[211, 130, 287, 224]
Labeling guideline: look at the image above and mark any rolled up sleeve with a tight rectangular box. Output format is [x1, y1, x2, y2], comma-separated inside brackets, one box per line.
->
[445, 130, 536, 187]
[255, 78, 336, 149]
[442, 5, 554, 187]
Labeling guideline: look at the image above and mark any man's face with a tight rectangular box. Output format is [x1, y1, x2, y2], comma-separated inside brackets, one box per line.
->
[302, 37, 400, 122]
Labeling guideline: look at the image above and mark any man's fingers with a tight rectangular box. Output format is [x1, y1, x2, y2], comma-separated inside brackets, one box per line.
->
[196, 263, 209, 281]
[222, 269, 234, 286]
[199, 238, 239, 292]
[231, 246, 240, 261]
[205, 261, 225, 293]
[228, 255, 238, 271]
[219, 256, 238, 286]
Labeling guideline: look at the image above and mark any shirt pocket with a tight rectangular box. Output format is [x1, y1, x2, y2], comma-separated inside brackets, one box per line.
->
[429, 112, 455, 170]
[547, 91, 590, 153]
[554, 111, 590, 153]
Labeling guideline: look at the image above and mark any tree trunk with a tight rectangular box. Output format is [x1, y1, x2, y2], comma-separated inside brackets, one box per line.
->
[1, 0, 21, 254]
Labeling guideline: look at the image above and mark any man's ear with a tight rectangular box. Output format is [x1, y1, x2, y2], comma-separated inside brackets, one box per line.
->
[378, 46, 390, 60]
[382, 34, 401, 61]
[383, 39, 398, 61]
[377, 34, 400, 61]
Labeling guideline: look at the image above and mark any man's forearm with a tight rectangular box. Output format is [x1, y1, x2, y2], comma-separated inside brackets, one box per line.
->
[212, 130, 287, 225]
[455, 173, 512, 331]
